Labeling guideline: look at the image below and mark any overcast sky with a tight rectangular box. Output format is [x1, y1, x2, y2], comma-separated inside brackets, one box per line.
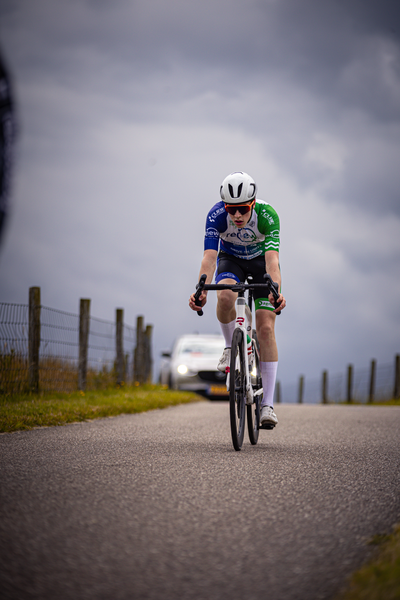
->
[1, 0, 399, 392]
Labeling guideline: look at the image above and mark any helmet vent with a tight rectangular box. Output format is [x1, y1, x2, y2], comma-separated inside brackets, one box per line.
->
[228, 183, 243, 199]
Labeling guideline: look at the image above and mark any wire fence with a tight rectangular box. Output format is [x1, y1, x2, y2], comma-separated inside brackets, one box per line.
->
[0, 303, 29, 394]
[278, 359, 397, 405]
[86, 315, 136, 385]
[1, 298, 397, 401]
[0, 302, 137, 394]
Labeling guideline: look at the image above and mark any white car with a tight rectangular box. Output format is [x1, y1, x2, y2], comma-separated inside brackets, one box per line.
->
[159, 334, 228, 398]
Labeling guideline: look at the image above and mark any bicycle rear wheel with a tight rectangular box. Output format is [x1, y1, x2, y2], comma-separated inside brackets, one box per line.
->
[229, 328, 246, 451]
[247, 330, 261, 445]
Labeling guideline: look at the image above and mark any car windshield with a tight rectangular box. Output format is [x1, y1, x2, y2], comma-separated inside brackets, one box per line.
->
[177, 339, 224, 356]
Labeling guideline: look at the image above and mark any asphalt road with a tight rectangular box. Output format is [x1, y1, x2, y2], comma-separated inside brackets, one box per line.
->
[1, 402, 399, 600]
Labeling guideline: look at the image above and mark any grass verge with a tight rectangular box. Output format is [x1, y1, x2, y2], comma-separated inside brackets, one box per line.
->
[0, 385, 202, 433]
[376, 398, 400, 406]
[335, 524, 400, 600]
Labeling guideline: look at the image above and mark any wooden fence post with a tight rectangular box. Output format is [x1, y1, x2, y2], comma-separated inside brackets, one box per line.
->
[134, 317, 153, 384]
[144, 324, 153, 383]
[29, 287, 41, 393]
[368, 359, 376, 404]
[134, 316, 144, 384]
[321, 370, 328, 404]
[78, 299, 90, 392]
[298, 375, 304, 404]
[394, 354, 400, 400]
[347, 364, 353, 403]
[116, 308, 125, 386]
[124, 353, 129, 383]
[275, 380, 281, 404]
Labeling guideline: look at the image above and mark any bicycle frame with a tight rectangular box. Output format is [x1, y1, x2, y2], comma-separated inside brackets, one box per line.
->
[230, 291, 254, 404]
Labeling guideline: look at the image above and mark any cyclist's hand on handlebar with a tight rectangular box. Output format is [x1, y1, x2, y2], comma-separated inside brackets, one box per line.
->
[270, 291, 286, 313]
[189, 291, 207, 312]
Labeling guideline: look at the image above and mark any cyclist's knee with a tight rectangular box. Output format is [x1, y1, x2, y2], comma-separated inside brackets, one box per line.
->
[256, 311, 275, 339]
[217, 289, 236, 313]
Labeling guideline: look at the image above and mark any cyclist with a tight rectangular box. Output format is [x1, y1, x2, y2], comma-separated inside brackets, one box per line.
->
[189, 172, 286, 427]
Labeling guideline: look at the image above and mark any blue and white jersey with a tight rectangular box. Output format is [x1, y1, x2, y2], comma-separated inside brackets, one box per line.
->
[204, 200, 280, 260]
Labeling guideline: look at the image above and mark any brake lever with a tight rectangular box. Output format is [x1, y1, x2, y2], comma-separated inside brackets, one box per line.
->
[264, 274, 281, 316]
[194, 274, 207, 317]
[271, 282, 281, 316]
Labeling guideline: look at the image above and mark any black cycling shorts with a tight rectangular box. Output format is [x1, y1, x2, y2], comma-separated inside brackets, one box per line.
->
[215, 251, 275, 310]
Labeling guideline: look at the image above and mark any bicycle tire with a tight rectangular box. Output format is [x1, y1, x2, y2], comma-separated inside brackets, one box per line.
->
[247, 330, 261, 445]
[229, 328, 246, 451]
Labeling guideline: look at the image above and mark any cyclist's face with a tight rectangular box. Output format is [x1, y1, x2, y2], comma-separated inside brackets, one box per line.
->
[226, 205, 253, 228]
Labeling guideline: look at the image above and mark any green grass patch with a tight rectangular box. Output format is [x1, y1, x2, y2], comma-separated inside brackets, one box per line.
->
[375, 398, 400, 406]
[336, 524, 400, 600]
[0, 385, 202, 433]
[337, 399, 400, 406]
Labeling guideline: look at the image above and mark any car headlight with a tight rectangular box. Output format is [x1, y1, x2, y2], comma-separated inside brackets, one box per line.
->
[177, 364, 189, 375]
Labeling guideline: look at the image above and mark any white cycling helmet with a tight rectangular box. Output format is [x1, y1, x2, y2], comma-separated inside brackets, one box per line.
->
[220, 171, 257, 204]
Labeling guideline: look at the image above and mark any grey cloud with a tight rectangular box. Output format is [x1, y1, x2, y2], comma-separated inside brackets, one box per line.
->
[4, 0, 399, 221]
[1, 0, 399, 385]
[5, 0, 400, 123]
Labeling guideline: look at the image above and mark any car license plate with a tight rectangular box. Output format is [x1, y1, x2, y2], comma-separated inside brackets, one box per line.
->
[208, 385, 228, 396]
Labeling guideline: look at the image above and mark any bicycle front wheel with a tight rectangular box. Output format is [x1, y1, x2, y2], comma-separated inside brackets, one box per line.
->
[229, 328, 246, 451]
[247, 330, 261, 445]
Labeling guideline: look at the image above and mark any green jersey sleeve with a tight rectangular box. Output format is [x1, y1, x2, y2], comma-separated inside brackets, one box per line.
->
[254, 200, 280, 253]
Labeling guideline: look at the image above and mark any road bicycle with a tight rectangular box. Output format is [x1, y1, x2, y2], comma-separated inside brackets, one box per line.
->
[193, 273, 281, 451]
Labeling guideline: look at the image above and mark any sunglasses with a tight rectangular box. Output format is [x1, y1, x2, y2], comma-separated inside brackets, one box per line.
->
[224, 200, 255, 215]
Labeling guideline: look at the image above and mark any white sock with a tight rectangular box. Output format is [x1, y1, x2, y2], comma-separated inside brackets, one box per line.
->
[260, 361, 278, 408]
[219, 319, 236, 348]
